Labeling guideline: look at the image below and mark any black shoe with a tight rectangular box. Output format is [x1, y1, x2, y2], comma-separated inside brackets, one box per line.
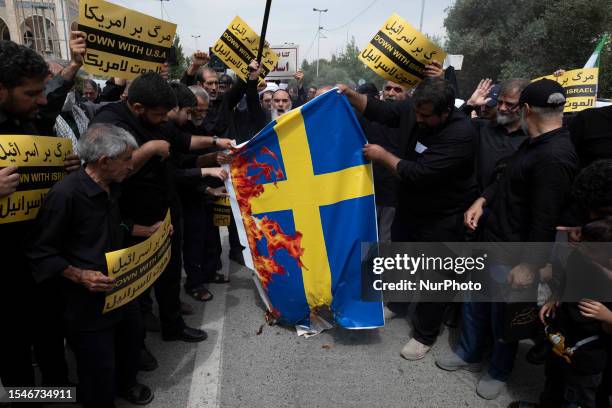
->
[120, 383, 154, 405]
[526, 340, 550, 365]
[143, 311, 161, 332]
[507, 401, 539, 408]
[162, 326, 208, 343]
[139, 347, 158, 372]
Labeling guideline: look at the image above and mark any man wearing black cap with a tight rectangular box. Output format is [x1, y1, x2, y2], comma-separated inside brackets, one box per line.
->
[435, 79, 578, 400]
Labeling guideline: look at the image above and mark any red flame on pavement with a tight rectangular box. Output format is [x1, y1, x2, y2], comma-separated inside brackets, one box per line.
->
[231, 147, 305, 289]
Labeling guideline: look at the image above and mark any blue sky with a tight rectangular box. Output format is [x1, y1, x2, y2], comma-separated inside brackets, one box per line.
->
[109, 0, 455, 61]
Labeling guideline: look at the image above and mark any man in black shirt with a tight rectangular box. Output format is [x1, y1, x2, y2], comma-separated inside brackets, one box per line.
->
[0, 38, 83, 389]
[462, 78, 530, 192]
[28, 124, 154, 407]
[567, 105, 612, 168]
[90, 72, 232, 344]
[339, 78, 478, 360]
[437, 79, 578, 400]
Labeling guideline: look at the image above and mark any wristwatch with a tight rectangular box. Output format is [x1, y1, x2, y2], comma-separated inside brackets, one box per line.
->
[212, 135, 218, 146]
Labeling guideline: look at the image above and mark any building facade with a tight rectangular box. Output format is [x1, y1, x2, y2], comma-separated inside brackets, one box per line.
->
[0, 0, 78, 61]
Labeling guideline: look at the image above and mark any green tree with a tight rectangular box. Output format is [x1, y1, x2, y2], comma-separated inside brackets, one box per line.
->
[168, 34, 188, 81]
[444, 0, 612, 98]
[299, 38, 385, 90]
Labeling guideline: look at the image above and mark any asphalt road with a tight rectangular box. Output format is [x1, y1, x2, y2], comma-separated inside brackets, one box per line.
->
[0, 230, 543, 408]
[130, 232, 543, 408]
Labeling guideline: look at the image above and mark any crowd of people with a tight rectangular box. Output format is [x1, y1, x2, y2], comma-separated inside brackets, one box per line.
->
[0, 26, 610, 408]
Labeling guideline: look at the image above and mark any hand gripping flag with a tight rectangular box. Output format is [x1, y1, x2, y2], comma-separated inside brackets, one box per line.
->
[225, 89, 383, 329]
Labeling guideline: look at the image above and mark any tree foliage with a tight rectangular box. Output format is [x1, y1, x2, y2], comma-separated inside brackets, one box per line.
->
[299, 38, 385, 90]
[168, 34, 188, 81]
[444, 0, 612, 98]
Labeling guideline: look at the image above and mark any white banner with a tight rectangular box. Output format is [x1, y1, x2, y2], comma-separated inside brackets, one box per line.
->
[267, 45, 299, 80]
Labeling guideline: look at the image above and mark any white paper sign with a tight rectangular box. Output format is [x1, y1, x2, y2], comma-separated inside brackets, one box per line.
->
[267, 45, 299, 79]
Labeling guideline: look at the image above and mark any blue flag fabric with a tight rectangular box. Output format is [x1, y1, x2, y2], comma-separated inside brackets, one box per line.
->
[226, 89, 383, 329]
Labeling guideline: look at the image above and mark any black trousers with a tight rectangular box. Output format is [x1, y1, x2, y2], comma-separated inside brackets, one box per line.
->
[139, 217, 185, 335]
[540, 352, 604, 408]
[228, 213, 243, 257]
[67, 301, 143, 408]
[183, 205, 221, 291]
[390, 212, 466, 346]
[0, 267, 68, 388]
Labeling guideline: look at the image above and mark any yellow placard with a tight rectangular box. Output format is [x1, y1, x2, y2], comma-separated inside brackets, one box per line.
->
[211, 16, 279, 83]
[103, 210, 172, 313]
[213, 196, 231, 227]
[359, 13, 446, 89]
[533, 68, 599, 113]
[79, 0, 177, 80]
[0, 135, 72, 224]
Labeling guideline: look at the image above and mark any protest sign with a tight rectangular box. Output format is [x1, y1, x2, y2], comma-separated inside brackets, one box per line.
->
[533, 68, 599, 113]
[0, 136, 72, 224]
[103, 209, 172, 313]
[212, 197, 231, 227]
[359, 13, 446, 89]
[211, 16, 278, 83]
[268, 45, 299, 80]
[79, 0, 176, 80]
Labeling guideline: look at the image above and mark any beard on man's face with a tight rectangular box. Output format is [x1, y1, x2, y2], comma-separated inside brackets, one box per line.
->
[496, 111, 520, 126]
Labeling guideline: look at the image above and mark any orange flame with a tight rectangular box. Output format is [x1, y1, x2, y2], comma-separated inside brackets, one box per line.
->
[231, 146, 305, 288]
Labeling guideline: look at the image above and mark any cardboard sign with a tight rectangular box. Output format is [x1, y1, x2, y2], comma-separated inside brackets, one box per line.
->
[211, 16, 278, 83]
[534, 68, 599, 112]
[0, 136, 72, 224]
[79, 0, 176, 79]
[103, 210, 172, 313]
[359, 13, 446, 88]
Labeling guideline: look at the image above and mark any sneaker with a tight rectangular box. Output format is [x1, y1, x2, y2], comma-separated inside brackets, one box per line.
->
[476, 373, 505, 400]
[143, 312, 161, 332]
[435, 351, 482, 372]
[138, 347, 158, 372]
[400, 338, 431, 360]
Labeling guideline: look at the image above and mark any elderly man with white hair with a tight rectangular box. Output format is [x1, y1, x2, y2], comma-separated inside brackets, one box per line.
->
[28, 123, 156, 407]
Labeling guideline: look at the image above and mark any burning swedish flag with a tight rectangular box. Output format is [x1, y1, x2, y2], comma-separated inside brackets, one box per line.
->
[225, 89, 383, 329]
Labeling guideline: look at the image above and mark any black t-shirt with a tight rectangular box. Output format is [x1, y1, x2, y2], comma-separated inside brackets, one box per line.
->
[471, 118, 527, 192]
[90, 102, 192, 225]
[364, 98, 478, 223]
[567, 105, 612, 167]
[482, 128, 578, 265]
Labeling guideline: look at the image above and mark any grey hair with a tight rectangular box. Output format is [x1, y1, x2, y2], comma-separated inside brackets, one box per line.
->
[78, 124, 138, 164]
[530, 105, 565, 117]
[189, 85, 209, 103]
[499, 78, 530, 97]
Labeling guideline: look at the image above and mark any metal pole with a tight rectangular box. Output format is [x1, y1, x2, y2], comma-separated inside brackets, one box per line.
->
[419, 0, 425, 32]
[256, 0, 272, 64]
[191, 34, 200, 50]
[40, 5, 50, 54]
[313, 8, 327, 77]
[59, 0, 69, 60]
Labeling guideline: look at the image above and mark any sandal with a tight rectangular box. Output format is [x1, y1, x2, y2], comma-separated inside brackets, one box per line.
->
[186, 286, 214, 302]
[212, 273, 230, 284]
